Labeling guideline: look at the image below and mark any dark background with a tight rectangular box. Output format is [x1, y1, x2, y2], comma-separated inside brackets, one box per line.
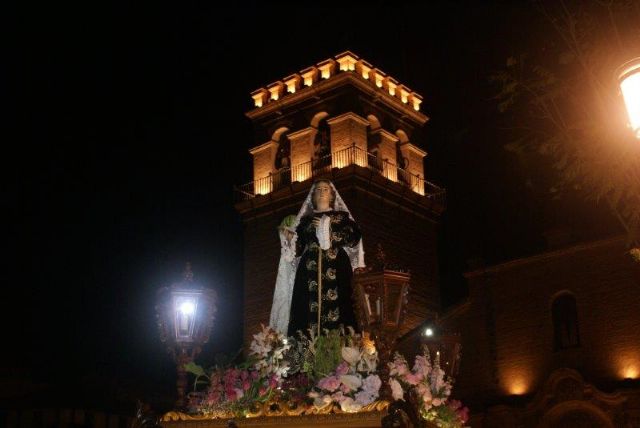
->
[6, 0, 619, 411]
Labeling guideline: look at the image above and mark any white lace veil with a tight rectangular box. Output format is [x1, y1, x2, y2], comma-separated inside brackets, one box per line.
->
[268, 180, 365, 334]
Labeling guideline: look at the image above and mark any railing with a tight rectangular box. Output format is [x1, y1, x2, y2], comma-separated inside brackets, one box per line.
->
[234, 145, 446, 206]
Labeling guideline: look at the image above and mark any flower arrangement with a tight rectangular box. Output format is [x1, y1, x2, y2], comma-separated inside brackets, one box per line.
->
[185, 324, 292, 416]
[183, 326, 468, 426]
[308, 330, 381, 412]
[387, 346, 468, 427]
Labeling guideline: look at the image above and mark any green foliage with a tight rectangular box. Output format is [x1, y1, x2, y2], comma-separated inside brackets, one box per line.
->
[312, 331, 342, 378]
[184, 361, 206, 377]
[184, 361, 211, 392]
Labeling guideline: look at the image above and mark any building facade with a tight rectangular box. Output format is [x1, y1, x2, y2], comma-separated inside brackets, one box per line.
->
[440, 237, 640, 427]
[234, 51, 445, 346]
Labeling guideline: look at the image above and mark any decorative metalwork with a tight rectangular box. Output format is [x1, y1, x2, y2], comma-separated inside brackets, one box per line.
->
[353, 257, 410, 401]
[156, 263, 217, 408]
[161, 400, 389, 421]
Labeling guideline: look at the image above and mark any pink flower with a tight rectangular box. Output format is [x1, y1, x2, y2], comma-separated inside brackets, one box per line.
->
[226, 388, 237, 401]
[404, 372, 423, 385]
[268, 374, 278, 389]
[317, 375, 341, 392]
[331, 391, 346, 403]
[457, 406, 469, 423]
[242, 379, 251, 391]
[413, 355, 431, 376]
[335, 361, 349, 376]
[388, 361, 409, 376]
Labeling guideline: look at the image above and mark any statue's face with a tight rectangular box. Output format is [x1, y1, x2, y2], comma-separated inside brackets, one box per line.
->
[313, 182, 332, 211]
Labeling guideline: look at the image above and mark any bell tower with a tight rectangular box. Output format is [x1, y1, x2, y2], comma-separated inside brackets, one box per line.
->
[235, 51, 445, 345]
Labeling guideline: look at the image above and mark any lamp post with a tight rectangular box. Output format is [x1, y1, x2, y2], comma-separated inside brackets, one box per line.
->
[353, 248, 410, 399]
[618, 57, 640, 139]
[156, 263, 216, 408]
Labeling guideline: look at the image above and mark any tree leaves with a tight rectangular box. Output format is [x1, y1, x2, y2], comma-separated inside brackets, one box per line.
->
[491, 0, 640, 247]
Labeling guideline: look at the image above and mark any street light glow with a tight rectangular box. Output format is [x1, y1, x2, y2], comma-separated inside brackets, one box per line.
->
[179, 301, 195, 315]
[425, 327, 434, 337]
[618, 58, 640, 139]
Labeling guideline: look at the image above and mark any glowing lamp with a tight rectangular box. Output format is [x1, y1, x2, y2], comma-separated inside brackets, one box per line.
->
[618, 58, 640, 138]
[267, 82, 283, 101]
[424, 327, 434, 337]
[410, 93, 422, 111]
[374, 69, 386, 88]
[317, 59, 336, 79]
[399, 86, 410, 104]
[357, 60, 372, 80]
[508, 378, 528, 395]
[385, 77, 398, 96]
[335, 52, 358, 71]
[250, 88, 268, 108]
[156, 263, 217, 407]
[300, 67, 317, 87]
[283, 74, 301, 94]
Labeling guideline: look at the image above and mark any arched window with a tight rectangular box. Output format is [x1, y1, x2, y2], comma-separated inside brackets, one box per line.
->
[312, 118, 331, 172]
[552, 293, 580, 351]
[273, 133, 291, 190]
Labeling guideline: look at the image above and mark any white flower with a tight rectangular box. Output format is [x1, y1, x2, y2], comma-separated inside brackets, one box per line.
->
[341, 346, 361, 366]
[358, 352, 378, 373]
[313, 394, 332, 409]
[339, 397, 363, 413]
[389, 378, 404, 401]
[339, 374, 362, 391]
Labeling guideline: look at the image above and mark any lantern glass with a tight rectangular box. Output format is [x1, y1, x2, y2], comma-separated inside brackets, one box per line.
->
[619, 59, 640, 138]
[384, 283, 405, 326]
[172, 292, 199, 342]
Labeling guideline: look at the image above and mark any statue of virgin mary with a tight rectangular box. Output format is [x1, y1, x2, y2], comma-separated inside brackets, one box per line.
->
[269, 179, 365, 337]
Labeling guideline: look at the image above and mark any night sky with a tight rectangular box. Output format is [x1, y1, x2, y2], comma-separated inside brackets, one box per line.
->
[7, 1, 620, 410]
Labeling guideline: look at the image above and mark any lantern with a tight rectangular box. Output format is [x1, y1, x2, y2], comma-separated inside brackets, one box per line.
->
[156, 263, 216, 408]
[618, 57, 640, 139]
[354, 270, 410, 332]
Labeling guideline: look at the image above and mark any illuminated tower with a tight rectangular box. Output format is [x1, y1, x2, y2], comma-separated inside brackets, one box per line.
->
[234, 51, 445, 345]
